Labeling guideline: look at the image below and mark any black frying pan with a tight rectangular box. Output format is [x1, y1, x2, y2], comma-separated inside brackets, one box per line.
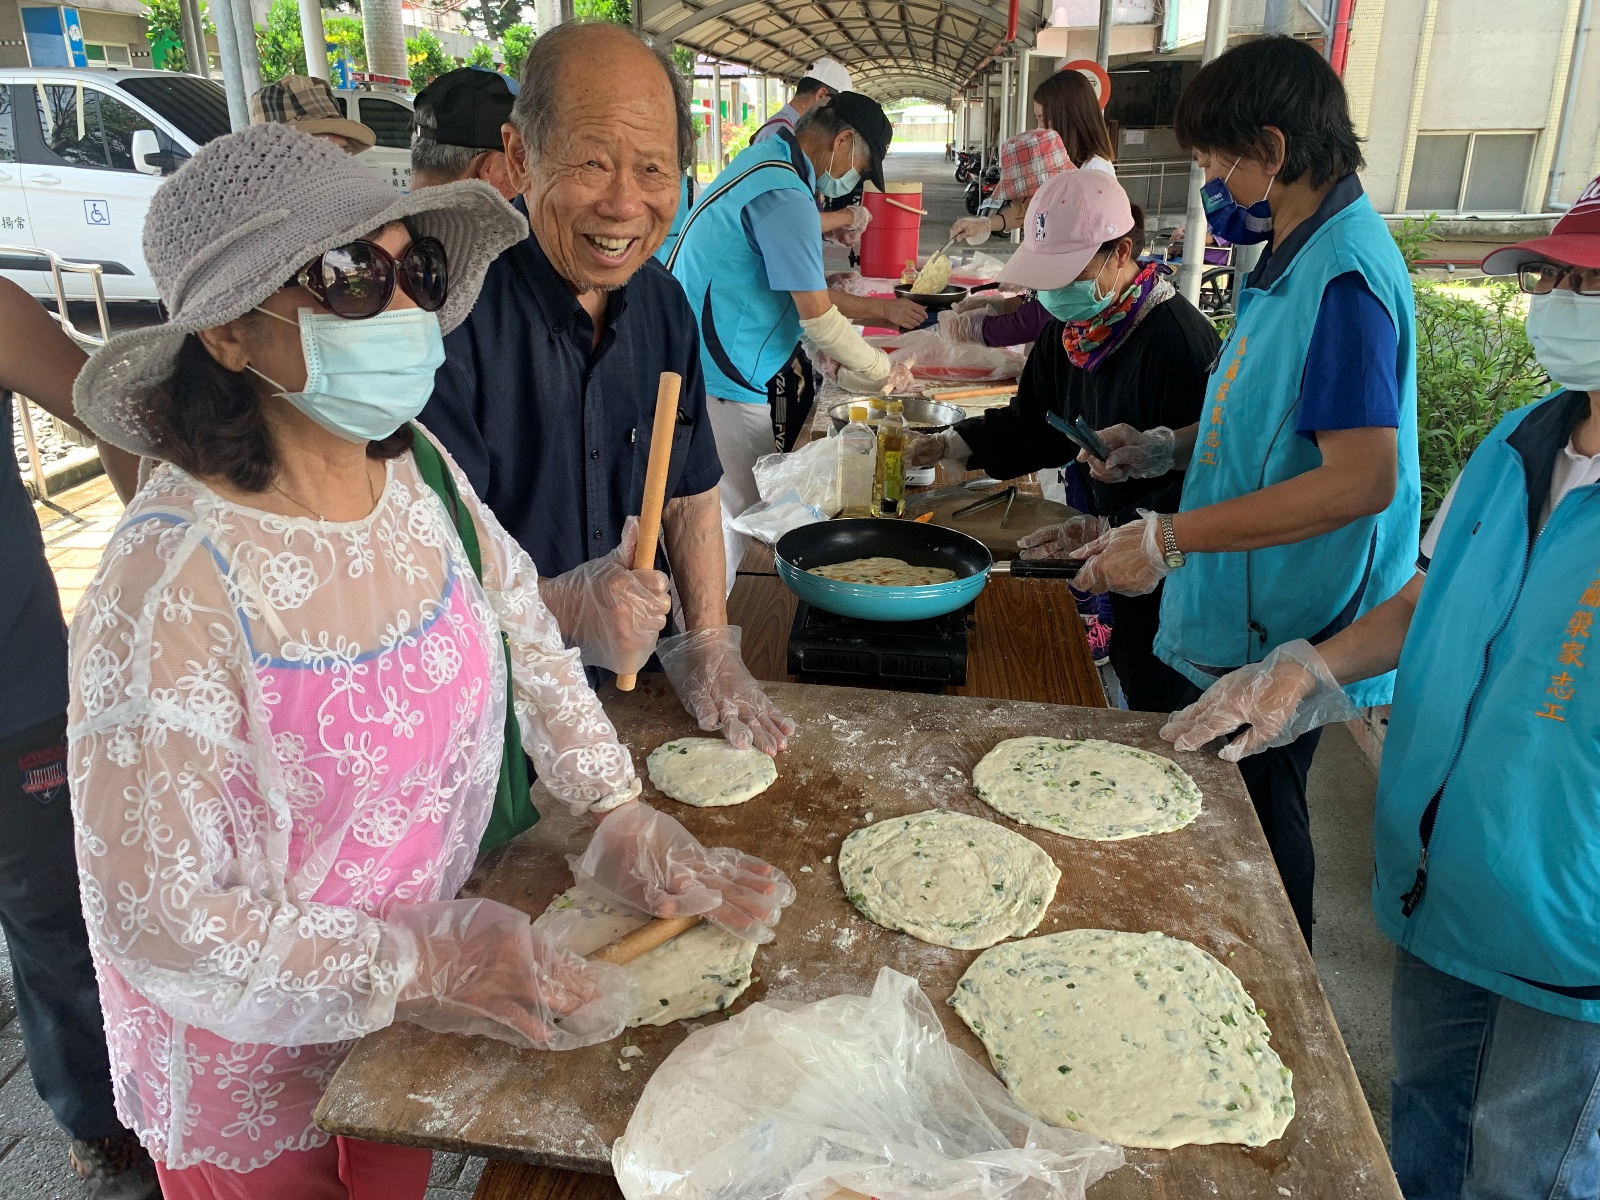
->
[893, 281, 1001, 312]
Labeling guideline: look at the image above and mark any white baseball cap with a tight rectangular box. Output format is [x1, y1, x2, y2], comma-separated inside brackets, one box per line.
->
[806, 57, 853, 94]
[999, 168, 1135, 290]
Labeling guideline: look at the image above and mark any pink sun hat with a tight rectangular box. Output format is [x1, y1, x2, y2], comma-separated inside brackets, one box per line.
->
[998, 168, 1135, 291]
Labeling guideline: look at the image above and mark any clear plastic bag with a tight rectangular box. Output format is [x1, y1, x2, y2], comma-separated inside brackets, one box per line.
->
[613, 967, 1123, 1200]
[732, 436, 842, 544]
[890, 328, 1025, 383]
[952, 251, 1007, 285]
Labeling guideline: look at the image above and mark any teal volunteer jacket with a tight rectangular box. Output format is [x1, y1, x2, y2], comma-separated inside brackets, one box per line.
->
[669, 132, 816, 404]
[1154, 183, 1420, 708]
[1374, 390, 1600, 1021]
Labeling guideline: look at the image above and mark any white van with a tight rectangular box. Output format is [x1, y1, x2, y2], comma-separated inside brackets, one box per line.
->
[0, 67, 414, 303]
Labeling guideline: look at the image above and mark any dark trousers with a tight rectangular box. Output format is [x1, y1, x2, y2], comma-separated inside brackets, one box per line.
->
[767, 346, 817, 453]
[0, 713, 125, 1141]
[1107, 588, 1192, 714]
[1174, 681, 1323, 950]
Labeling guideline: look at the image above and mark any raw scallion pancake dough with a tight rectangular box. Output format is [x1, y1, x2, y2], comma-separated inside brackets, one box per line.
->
[951, 928, 1294, 1148]
[973, 736, 1202, 840]
[534, 886, 756, 1026]
[646, 737, 778, 807]
[807, 557, 957, 586]
[838, 810, 1060, 949]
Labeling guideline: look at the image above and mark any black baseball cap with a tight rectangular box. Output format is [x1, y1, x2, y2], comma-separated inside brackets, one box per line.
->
[413, 67, 516, 152]
[829, 92, 892, 191]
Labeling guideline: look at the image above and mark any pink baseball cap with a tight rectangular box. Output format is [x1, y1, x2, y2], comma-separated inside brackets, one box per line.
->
[1482, 173, 1600, 273]
[999, 169, 1135, 290]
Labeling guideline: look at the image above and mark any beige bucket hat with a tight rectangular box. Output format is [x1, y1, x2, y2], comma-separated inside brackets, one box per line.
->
[74, 123, 525, 458]
[250, 74, 376, 152]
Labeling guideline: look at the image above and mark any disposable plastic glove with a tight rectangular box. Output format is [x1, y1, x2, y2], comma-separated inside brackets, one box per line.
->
[390, 898, 632, 1050]
[658, 626, 797, 755]
[823, 204, 872, 248]
[1081, 424, 1177, 483]
[950, 215, 992, 245]
[937, 308, 987, 345]
[1160, 639, 1358, 761]
[1071, 511, 1173, 596]
[1015, 514, 1110, 560]
[568, 803, 797, 943]
[539, 516, 671, 675]
[953, 293, 1002, 316]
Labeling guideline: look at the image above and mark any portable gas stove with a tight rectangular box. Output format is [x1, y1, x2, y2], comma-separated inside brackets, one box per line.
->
[786, 601, 970, 688]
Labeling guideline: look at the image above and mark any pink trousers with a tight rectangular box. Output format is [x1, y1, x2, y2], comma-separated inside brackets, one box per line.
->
[153, 1137, 433, 1200]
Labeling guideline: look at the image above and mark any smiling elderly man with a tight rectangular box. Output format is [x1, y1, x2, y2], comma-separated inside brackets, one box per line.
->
[421, 21, 794, 755]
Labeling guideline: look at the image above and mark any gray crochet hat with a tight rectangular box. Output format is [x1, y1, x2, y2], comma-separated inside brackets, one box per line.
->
[75, 122, 525, 457]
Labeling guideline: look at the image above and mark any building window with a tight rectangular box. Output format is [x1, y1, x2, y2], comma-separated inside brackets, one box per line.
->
[84, 42, 133, 67]
[1406, 132, 1537, 214]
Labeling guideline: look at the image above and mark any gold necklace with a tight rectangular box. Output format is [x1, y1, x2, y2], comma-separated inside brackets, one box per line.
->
[273, 463, 377, 522]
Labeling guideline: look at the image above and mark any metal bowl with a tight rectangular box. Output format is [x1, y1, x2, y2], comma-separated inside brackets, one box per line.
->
[827, 397, 966, 434]
[775, 518, 992, 622]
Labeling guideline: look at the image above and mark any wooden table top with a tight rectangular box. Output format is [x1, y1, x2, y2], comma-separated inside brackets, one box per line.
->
[318, 678, 1399, 1199]
[727, 570, 1106, 709]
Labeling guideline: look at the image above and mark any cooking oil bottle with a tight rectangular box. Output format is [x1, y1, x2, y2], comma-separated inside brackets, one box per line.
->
[838, 404, 876, 518]
[875, 399, 907, 517]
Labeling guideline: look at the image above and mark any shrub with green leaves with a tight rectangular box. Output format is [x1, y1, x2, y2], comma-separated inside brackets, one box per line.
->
[465, 41, 494, 68]
[1412, 279, 1549, 520]
[500, 23, 532, 78]
[407, 28, 454, 90]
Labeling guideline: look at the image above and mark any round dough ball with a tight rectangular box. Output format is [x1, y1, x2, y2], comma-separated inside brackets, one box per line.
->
[973, 736, 1202, 841]
[951, 928, 1295, 1148]
[838, 809, 1060, 949]
[646, 737, 778, 807]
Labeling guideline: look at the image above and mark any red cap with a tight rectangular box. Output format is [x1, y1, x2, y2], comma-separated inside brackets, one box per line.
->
[1482, 173, 1600, 274]
[998, 169, 1134, 291]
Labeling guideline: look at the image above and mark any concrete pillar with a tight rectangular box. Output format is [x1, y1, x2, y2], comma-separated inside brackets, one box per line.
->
[298, 0, 328, 79]
[998, 56, 1012, 144]
[1178, 0, 1231, 303]
[208, 0, 250, 128]
[363, 0, 409, 78]
[710, 60, 722, 168]
[535, 0, 574, 35]
[178, 0, 207, 76]
[232, 0, 261, 93]
[1095, 0, 1112, 66]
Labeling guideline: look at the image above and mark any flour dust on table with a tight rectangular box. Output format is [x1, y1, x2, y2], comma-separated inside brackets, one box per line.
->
[950, 928, 1294, 1149]
[535, 886, 757, 1025]
[646, 737, 779, 806]
[838, 810, 1060, 949]
[973, 737, 1202, 840]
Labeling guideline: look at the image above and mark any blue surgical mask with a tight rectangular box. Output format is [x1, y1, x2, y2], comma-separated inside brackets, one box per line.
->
[1526, 290, 1600, 391]
[817, 137, 862, 199]
[1038, 255, 1115, 323]
[251, 306, 446, 443]
[1200, 158, 1274, 245]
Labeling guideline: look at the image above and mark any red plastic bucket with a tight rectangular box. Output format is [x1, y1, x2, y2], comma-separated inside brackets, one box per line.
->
[860, 182, 923, 280]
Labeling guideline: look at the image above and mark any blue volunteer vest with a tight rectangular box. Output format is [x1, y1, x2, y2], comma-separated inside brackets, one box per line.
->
[1154, 192, 1420, 708]
[669, 133, 816, 404]
[1374, 391, 1600, 1021]
[654, 174, 695, 265]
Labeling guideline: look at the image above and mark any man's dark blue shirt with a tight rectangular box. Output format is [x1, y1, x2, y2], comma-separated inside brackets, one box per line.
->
[422, 201, 722, 579]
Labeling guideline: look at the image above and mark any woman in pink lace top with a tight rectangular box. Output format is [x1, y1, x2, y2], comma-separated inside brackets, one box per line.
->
[65, 126, 793, 1200]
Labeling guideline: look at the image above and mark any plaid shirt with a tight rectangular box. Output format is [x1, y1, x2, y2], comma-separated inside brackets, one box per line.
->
[991, 129, 1074, 207]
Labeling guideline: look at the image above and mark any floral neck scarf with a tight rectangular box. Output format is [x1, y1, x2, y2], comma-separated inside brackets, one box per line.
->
[1060, 262, 1176, 372]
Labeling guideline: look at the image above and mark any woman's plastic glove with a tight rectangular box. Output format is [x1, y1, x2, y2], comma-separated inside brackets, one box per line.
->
[1015, 514, 1110, 560]
[1081, 424, 1178, 484]
[538, 516, 671, 675]
[950, 215, 992, 245]
[657, 626, 797, 755]
[1072, 511, 1173, 596]
[953, 293, 1002, 316]
[391, 898, 632, 1050]
[823, 204, 872, 248]
[1160, 639, 1358, 761]
[568, 803, 797, 943]
[937, 308, 987, 345]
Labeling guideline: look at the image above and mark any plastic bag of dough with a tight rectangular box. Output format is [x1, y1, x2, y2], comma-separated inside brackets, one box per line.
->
[952, 250, 1007, 285]
[889, 328, 1025, 383]
[613, 967, 1122, 1200]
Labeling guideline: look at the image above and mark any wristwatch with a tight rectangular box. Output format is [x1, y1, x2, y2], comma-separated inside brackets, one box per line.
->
[1158, 513, 1186, 570]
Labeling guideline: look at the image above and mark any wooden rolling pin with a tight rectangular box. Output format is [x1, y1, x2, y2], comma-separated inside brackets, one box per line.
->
[587, 915, 702, 965]
[923, 384, 1017, 402]
[884, 196, 928, 216]
[616, 371, 682, 692]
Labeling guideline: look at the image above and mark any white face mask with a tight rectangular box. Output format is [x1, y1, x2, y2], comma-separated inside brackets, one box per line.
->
[1526, 290, 1600, 392]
